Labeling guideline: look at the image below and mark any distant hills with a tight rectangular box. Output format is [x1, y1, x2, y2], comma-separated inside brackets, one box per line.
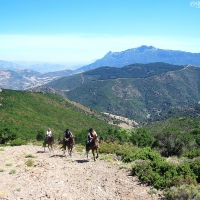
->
[1, 45, 200, 90]
[0, 67, 75, 90]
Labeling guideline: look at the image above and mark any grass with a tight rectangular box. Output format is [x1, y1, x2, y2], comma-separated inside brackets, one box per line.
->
[25, 159, 34, 167]
[25, 153, 35, 158]
[0, 148, 4, 151]
[9, 169, 16, 174]
[99, 154, 115, 163]
[0, 168, 4, 172]
[5, 162, 12, 166]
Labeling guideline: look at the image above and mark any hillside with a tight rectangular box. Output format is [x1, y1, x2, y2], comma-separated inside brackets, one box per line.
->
[45, 62, 184, 91]
[42, 63, 200, 123]
[0, 89, 117, 141]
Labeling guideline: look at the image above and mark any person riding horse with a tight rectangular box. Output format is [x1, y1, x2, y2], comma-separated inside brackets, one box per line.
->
[62, 128, 74, 156]
[87, 128, 97, 145]
[86, 128, 99, 161]
[64, 128, 73, 142]
[45, 128, 52, 143]
[43, 128, 54, 152]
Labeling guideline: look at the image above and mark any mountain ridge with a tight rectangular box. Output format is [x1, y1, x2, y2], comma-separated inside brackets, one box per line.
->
[77, 45, 200, 71]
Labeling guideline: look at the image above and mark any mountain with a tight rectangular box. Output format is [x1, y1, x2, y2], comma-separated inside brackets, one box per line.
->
[32, 62, 200, 123]
[77, 45, 200, 71]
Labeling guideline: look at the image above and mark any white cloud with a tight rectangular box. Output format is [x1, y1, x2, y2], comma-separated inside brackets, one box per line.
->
[0, 34, 200, 64]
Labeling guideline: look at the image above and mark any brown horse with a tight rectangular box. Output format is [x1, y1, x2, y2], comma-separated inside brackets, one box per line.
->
[43, 136, 54, 152]
[86, 136, 99, 161]
[62, 136, 75, 156]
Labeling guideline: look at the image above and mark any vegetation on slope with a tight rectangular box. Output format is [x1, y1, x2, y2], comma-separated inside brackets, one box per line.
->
[0, 89, 115, 143]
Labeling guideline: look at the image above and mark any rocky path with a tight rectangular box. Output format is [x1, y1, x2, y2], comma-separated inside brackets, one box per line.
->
[0, 145, 163, 200]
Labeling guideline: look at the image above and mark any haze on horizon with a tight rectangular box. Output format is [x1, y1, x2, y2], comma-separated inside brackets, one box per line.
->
[0, 0, 200, 69]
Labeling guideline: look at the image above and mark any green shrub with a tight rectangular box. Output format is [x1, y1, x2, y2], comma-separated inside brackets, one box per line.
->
[36, 129, 45, 141]
[123, 147, 164, 163]
[176, 163, 197, 180]
[0, 127, 17, 144]
[10, 138, 27, 146]
[115, 143, 138, 158]
[132, 158, 200, 189]
[189, 160, 200, 182]
[171, 175, 197, 187]
[99, 141, 119, 154]
[183, 148, 200, 159]
[130, 128, 155, 147]
[164, 184, 200, 200]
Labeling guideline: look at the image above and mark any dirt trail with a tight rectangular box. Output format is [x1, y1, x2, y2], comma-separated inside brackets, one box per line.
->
[0, 145, 163, 200]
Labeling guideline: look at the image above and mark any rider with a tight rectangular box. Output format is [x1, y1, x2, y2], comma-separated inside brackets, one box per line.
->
[87, 128, 97, 144]
[45, 128, 52, 143]
[64, 128, 73, 141]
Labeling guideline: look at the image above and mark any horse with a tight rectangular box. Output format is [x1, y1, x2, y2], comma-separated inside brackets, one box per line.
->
[86, 136, 99, 161]
[43, 136, 54, 152]
[62, 136, 75, 156]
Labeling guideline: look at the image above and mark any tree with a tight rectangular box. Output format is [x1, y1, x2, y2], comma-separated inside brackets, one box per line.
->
[0, 127, 17, 144]
[130, 128, 154, 147]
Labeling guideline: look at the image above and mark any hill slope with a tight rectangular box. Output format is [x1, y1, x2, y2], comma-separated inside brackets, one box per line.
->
[0, 89, 116, 140]
[41, 63, 200, 123]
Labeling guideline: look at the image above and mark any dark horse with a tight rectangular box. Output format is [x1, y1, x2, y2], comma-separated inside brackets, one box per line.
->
[62, 136, 75, 156]
[43, 136, 54, 152]
[86, 136, 99, 161]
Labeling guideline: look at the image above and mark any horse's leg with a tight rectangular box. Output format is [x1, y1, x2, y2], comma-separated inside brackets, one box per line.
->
[68, 146, 72, 157]
[63, 142, 66, 155]
[96, 149, 99, 159]
[70, 146, 73, 157]
[43, 141, 46, 152]
[92, 149, 96, 161]
[51, 144, 54, 153]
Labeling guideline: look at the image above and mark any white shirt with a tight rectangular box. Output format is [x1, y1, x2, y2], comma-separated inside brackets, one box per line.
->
[46, 130, 52, 137]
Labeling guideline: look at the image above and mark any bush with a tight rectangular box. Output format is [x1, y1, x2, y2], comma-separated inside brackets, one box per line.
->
[131, 158, 200, 189]
[0, 127, 17, 144]
[164, 184, 200, 200]
[182, 148, 200, 159]
[10, 138, 27, 146]
[156, 132, 183, 157]
[130, 128, 155, 147]
[189, 160, 200, 182]
[123, 147, 164, 163]
[99, 141, 118, 154]
[36, 129, 45, 141]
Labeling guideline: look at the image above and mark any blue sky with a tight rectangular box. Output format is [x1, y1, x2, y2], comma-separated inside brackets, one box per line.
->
[0, 0, 200, 68]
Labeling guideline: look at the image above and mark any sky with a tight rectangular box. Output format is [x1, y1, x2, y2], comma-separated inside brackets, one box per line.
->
[0, 0, 200, 69]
